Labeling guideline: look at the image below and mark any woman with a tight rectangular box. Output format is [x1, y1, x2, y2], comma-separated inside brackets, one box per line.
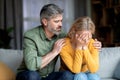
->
[60, 16, 100, 80]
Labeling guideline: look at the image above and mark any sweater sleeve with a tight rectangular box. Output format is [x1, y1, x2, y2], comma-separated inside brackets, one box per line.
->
[83, 39, 99, 73]
[60, 39, 83, 73]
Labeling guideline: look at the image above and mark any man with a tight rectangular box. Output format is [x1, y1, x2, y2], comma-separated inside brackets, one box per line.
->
[16, 4, 101, 80]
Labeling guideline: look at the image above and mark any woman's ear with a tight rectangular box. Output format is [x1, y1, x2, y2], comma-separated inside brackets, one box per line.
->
[42, 18, 48, 26]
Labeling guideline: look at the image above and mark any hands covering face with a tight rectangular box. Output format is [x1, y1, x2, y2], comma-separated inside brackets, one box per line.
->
[75, 31, 102, 50]
[75, 31, 92, 47]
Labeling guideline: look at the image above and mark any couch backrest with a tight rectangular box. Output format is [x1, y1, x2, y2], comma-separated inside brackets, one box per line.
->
[0, 49, 23, 73]
[0, 47, 120, 79]
[97, 47, 120, 79]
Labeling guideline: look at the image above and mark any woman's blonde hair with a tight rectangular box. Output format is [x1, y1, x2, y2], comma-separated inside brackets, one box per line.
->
[67, 16, 95, 39]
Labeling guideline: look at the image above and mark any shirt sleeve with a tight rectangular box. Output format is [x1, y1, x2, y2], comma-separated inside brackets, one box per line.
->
[23, 35, 42, 71]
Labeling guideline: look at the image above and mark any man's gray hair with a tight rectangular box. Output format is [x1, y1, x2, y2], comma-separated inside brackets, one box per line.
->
[40, 4, 63, 21]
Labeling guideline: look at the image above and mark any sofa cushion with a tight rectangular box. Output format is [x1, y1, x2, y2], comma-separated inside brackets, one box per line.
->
[114, 60, 120, 79]
[0, 49, 23, 73]
[101, 79, 117, 80]
[97, 47, 120, 79]
[0, 61, 15, 80]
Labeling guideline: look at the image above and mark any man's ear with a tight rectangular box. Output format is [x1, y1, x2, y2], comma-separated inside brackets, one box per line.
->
[42, 18, 48, 26]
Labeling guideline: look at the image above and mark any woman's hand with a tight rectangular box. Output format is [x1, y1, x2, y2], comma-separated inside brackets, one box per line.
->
[75, 31, 91, 48]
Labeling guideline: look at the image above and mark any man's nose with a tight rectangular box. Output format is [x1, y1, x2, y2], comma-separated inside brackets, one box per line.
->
[59, 22, 62, 26]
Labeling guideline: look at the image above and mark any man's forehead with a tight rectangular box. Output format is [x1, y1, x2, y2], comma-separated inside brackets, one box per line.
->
[50, 14, 63, 19]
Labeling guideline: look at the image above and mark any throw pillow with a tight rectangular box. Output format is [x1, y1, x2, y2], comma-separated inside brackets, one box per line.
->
[0, 61, 16, 80]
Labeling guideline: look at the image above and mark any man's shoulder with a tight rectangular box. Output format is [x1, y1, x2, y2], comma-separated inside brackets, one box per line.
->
[59, 30, 66, 38]
[24, 26, 41, 37]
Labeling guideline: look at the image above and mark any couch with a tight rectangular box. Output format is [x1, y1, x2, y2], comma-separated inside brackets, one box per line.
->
[0, 47, 120, 80]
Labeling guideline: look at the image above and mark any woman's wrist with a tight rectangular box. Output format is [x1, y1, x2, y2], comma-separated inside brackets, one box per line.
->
[82, 46, 88, 50]
[76, 46, 88, 50]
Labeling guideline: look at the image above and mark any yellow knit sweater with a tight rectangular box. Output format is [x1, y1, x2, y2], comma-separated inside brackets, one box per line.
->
[60, 38, 99, 73]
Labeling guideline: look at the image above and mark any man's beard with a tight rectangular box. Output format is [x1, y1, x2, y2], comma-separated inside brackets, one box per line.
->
[47, 25, 61, 35]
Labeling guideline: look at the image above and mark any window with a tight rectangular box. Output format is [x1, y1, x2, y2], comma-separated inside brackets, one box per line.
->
[23, 0, 74, 33]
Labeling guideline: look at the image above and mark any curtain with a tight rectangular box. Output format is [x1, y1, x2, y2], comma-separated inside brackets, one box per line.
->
[0, 0, 23, 49]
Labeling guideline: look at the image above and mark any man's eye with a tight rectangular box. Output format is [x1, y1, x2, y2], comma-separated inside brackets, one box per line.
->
[54, 21, 59, 23]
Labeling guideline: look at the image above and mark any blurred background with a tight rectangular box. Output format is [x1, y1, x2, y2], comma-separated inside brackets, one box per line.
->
[0, 0, 120, 49]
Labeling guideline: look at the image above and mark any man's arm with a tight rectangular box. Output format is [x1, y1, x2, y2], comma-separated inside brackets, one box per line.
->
[24, 37, 65, 70]
[93, 39, 102, 51]
[40, 39, 65, 69]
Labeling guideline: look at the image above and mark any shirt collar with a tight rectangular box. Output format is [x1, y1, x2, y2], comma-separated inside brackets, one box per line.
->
[39, 26, 58, 41]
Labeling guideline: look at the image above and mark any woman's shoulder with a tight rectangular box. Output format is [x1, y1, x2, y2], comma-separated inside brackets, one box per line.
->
[65, 37, 71, 44]
[90, 38, 95, 42]
[62, 38, 71, 49]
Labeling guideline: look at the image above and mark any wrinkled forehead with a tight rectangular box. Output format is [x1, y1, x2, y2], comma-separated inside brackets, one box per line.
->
[49, 14, 63, 19]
